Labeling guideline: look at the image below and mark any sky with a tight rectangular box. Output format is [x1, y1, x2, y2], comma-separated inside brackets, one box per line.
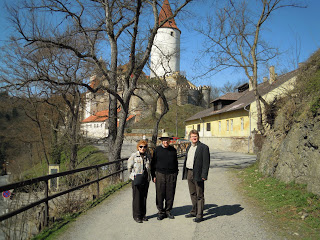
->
[178, 0, 320, 87]
[0, 0, 319, 89]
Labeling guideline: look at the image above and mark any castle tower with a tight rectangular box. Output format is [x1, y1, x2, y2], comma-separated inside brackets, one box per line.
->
[177, 86, 188, 106]
[150, 0, 180, 78]
[201, 86, 211, 108]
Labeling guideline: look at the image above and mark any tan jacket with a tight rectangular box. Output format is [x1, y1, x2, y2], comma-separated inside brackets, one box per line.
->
[127, 151, 151, 181]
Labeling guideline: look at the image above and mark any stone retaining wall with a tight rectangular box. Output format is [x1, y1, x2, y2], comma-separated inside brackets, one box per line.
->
[200, 136, 254, 153]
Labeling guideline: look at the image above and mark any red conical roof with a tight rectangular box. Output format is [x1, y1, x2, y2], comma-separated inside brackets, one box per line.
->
[158, 0, 180, 32]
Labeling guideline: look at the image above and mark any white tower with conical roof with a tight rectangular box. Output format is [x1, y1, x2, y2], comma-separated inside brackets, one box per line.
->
[150, 0, 180, 78]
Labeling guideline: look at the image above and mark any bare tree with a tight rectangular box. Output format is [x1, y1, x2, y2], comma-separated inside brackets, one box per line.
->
[1, 35, 90, 169]
[197, 0, 304, 135]
[2, 0, 192, 164]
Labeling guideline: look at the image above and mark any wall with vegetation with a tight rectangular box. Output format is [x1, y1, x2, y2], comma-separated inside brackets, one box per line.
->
[258, 50, 320, 196]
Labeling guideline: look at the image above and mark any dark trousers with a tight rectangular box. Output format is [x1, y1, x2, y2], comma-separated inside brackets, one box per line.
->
[155, 171, 177, 215]
[132, 181, 149, 220]
[187, 169, 205, 218]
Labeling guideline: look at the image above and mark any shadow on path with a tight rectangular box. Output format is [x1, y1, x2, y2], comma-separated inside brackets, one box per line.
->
[146, 203, 244, 222]
[203, 203, 244, 221]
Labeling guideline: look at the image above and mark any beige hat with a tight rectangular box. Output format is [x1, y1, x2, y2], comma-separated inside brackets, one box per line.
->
[159, 132, 172, 140]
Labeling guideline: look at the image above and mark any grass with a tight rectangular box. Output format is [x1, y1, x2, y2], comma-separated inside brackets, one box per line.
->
[21, 145, 108, 179]
[132, 104, 204, 137]
[235, 163, 320, 239]
[31, 180, 130, 240]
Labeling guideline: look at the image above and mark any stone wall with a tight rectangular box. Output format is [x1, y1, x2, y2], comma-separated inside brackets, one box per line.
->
[258, 112, 320, 196]
[200, 136, 254, 153]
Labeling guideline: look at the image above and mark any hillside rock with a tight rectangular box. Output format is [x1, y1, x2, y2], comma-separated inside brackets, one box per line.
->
[258, 111, 320, 195]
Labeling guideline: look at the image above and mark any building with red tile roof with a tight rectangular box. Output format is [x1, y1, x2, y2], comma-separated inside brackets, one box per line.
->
[81, 108, 135, 139]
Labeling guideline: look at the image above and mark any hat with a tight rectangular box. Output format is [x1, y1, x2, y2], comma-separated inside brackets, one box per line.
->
[159, 132, 172, 140]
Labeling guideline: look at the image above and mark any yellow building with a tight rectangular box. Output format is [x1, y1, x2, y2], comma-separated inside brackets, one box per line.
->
[185, 67, 298, 153]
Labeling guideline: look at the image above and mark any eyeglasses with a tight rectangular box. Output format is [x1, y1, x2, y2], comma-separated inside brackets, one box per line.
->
[139, 146, 147, 149]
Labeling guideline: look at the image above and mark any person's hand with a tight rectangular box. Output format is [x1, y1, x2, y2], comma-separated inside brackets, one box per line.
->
[202, 178, 206, 181]
[153, 177, 156, 183]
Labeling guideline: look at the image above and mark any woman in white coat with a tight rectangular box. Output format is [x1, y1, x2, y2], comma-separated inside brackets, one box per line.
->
[127, 140, 151, 223]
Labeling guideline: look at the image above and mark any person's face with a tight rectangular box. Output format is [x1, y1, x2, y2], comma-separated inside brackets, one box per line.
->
[138, 144, 147, 154]
[161, 138, 170, 148]
[190, 134, 199, 144]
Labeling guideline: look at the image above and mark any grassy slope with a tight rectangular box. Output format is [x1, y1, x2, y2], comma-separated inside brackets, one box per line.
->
[22, 145, 108, 179]
[233, 164, 320, 239]
[132, 104, 204, 137]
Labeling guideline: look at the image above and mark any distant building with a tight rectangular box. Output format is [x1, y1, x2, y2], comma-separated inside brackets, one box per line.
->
[185, 67, 298, 153]
[150, 0, 180, 78]
[81, 0, 210, 139]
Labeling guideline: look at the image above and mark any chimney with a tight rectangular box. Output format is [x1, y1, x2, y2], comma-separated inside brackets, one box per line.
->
[269, 66, 275, 84]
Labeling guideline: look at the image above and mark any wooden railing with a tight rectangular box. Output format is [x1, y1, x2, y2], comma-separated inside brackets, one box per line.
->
[0, 158, 127, 225]
[0, 142, 188, 228]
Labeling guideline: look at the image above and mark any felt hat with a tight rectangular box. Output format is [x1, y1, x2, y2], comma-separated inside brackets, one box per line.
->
[159, 132, 172, 140]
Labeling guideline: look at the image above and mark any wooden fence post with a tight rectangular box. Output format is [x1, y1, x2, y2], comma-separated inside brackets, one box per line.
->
[44, 180, 49, 227]
[120, 159, 124, 181]
[96, 167, 100, 199]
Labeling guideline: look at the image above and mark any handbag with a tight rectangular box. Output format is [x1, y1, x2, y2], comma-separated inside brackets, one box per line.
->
[133, 172, 147, 186]
[133, 159, 148, 186]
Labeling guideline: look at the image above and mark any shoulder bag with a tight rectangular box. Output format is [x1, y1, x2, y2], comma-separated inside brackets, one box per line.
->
[133, 159, 148, 186]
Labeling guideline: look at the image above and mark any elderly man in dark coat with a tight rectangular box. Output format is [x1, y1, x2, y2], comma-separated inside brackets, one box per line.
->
[151, 132, 178, 220]
[182, 129, 210, 223]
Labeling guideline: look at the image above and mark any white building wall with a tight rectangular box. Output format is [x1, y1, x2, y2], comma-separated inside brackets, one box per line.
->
[84, 92, 92, 120]
[81, 122, 109, 139]
[150, 28, 180, 78]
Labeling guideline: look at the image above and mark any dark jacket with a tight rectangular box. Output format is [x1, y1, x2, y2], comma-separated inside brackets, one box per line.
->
[182, 141, 210, 182]
[151, 145, 178, 178]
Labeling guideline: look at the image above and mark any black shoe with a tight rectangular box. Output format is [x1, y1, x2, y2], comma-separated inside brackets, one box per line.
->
[157, 215, 164, 220]
[185, 213, 196, 218]
[134, 218, 143, 223]
[166, 212, 175, 219]
[193, 217, 203, 223]
[142, 216, 148, 221]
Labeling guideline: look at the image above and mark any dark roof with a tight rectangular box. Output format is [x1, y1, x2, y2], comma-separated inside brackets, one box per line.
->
[211, 92, 245, 103]
[186, 69, 298, 122]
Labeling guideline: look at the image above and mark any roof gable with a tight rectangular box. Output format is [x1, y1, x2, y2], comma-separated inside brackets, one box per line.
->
[82, 108, 134, 125]
[186, 69, 298, 121]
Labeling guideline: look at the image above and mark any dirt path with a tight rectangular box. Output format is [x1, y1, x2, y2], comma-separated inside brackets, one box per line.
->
[55, 151, 285, 240]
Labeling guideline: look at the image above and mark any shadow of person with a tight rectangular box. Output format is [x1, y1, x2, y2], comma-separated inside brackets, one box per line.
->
[147, 205, 195, 219]
[172, 205, 194, 217]
[147, 204, 243, 220]
[203, 204, 244, 221]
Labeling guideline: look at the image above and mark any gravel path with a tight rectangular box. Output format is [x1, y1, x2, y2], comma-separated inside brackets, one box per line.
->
[55, 151, 285, 240]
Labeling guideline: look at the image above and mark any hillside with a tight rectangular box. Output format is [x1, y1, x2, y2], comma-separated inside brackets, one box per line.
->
[258, 49, 320, 196]
[131, 104, 205, 138]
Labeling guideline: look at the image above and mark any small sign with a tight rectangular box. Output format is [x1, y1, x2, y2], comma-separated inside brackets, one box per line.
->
[2, 190, 11, 198]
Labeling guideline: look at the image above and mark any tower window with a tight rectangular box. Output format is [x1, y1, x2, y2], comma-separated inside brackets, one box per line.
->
[171, 31, 174, 36]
